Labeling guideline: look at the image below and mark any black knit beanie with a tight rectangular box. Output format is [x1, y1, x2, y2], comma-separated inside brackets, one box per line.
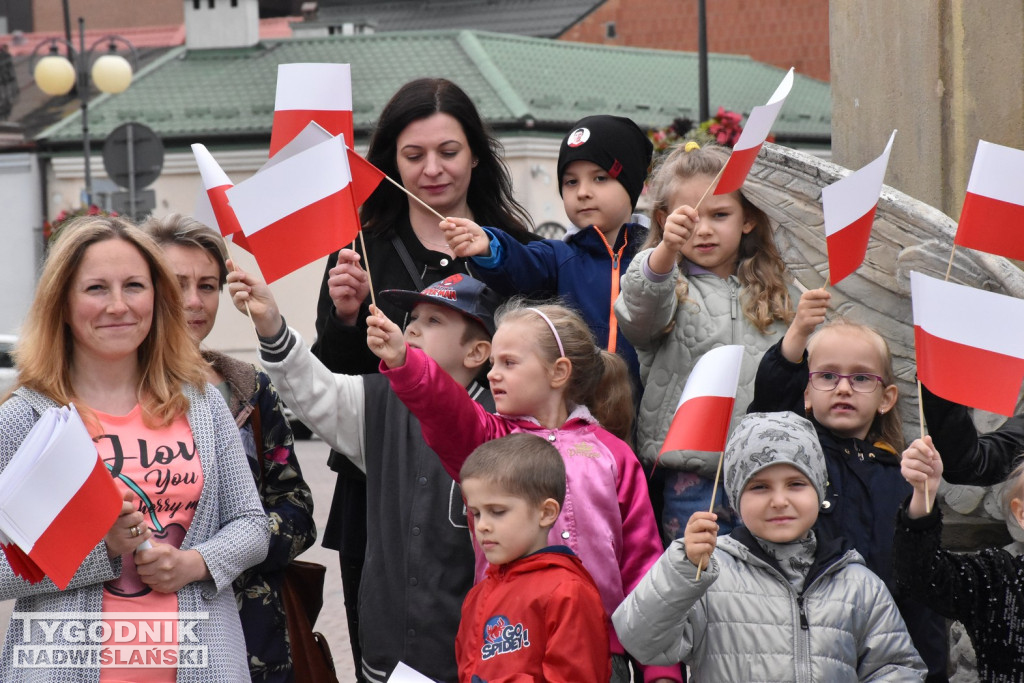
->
[556, 115, 654, 208]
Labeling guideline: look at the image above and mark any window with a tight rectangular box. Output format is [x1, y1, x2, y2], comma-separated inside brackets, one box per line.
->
[605, 22, 617, 39]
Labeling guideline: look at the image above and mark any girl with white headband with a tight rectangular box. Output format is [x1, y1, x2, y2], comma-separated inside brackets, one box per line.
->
[367, 299, 679, 683]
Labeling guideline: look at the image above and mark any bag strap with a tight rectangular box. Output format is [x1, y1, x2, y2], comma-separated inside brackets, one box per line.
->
[391, 235, 426, 291]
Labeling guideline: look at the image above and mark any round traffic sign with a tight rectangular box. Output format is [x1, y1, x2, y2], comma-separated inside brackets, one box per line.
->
[102, 122, 164, 189]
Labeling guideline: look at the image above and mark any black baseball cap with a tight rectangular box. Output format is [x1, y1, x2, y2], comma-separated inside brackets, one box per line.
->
[379, 274, 501, 336]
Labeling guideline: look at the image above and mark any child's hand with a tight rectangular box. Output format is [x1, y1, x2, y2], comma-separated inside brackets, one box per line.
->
[649, 205, 698, 274]
[226, 261, 284, 338]
[441, 217, 490, 258]
[327, 249, 370, 326]
[780, 288, 831, 363]
[902, 436, 943, 518]
[366, 304, 407, 368]
[684, 511, 719, 571]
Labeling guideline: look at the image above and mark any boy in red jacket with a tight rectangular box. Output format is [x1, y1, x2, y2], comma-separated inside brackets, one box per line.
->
[457, 433, 611, 683]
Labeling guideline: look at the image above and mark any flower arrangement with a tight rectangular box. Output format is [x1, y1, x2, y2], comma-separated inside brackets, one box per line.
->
[43, 205, 118, 244]
[647, 107, 762, 162]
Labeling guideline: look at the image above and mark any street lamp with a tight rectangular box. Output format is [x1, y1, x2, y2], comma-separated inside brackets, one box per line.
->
[30, 17, 136, 206]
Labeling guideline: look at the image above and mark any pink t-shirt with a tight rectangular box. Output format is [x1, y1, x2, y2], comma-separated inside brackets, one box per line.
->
[94, 406, 203, 682]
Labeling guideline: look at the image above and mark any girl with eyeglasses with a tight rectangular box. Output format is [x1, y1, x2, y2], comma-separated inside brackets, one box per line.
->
[748, 287, 950, 683]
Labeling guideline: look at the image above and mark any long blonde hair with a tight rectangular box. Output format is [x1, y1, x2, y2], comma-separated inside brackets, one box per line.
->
[496, 300, 634, 444]
[644, 143, 793, 333]
[13, 215, 206, 426]
[807, 319, 905, 452]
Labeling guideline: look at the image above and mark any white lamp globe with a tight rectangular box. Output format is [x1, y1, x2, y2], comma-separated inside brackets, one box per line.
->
[33, 54, 76, 96]
[91, 53, 133, 94]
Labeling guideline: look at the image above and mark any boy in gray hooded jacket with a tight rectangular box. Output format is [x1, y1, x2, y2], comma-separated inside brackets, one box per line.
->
[612, 411, 926, 682]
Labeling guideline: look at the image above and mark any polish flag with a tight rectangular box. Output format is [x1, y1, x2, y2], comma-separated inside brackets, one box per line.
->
[265, 120, 385, 208]
[191, 144, 253, 252]
[911, 271, 1024, 417]
[954, 140, 1024, 260]
[822, 130, 896, 285]
[0, 404, 122, 589]
[661, 345, 744, 454]
[715, 68, 794, 195]
[270, 63, 353, 158]
[225, 134, 361, 283]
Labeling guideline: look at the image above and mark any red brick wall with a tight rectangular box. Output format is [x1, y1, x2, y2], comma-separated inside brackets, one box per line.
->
[560, 0, 830, 82]
[32, 0, 183, 32]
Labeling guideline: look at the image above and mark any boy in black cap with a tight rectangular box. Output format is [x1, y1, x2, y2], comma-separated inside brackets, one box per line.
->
[227, 269, 498, 683]
[439, 114, 654, 394]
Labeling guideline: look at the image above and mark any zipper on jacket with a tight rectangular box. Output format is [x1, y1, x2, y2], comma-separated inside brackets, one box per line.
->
[796, 595, 809, 630]
[594, 226, 625, 354]
[730, 283, 739, 320]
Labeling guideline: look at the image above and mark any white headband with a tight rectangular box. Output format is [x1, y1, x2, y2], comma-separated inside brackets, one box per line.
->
[526, 307, 565, 358]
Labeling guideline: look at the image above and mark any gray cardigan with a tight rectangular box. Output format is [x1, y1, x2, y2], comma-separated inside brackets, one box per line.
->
[615, 249, 791, 476]
[612, 531, 926, 682]
[0, 384, 270, 683]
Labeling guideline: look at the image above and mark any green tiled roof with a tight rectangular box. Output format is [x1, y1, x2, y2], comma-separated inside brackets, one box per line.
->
[38, 30, 830, 146]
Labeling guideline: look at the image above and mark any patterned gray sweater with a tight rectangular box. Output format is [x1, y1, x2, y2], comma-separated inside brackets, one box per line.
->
[0, 384, 269, 683]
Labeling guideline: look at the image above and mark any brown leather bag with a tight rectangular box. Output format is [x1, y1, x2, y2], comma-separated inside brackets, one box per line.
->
[251, 407, 339, 682]
[281, 560, 339, 682]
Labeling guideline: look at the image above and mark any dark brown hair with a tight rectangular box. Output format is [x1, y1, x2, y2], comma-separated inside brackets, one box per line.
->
[361, 78, 533, 239]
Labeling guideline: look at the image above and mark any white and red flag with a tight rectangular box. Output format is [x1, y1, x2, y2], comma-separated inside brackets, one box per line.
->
[266, 121, 385, 208]
[821, 130, 896, 284]
[191, 144, 254, 252]
[954, 140, 1024, 260]
[911, 271, 1024, 417]
[269, 63, 353, 158]
[715, 67, 794, 195]
[0, 404, 122, 589]
[226, 134, 361, 283]
[660, 344, 744, 455]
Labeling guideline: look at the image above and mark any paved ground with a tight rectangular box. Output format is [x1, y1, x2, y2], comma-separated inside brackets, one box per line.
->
[0, 437, 359, 682]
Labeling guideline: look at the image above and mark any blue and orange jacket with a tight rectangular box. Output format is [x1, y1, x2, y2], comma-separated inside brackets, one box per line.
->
[470, 223, 647, 391]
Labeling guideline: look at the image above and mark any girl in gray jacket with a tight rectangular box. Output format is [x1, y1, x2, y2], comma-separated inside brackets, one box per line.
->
[613, 412, 926, 682]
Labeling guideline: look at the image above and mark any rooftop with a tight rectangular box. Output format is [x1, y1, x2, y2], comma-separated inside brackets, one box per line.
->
[35, 29, 831, 150]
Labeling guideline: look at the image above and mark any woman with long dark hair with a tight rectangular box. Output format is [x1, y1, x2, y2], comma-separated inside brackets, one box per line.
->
[310, 78, 537, 683]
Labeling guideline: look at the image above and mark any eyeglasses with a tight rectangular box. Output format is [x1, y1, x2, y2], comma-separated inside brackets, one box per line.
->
[808, 371, 884, 393]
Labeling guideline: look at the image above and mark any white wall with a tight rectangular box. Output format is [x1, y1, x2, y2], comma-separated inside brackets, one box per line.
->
[185, 0, 260, 50]
[0, 153, 43, 336]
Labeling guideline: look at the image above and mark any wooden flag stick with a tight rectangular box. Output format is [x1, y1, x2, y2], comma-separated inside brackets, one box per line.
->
[944, 245, 958, 281]
[226, 251, 261, 341]
[917, 379, 931, 513]
[358, 230, 377, 310]
[695, 449, 726, 581]
[383, 174, 446, 222]
[694, 164, 728, 212]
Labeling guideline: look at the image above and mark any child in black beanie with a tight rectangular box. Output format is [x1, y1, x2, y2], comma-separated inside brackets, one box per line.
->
[439, 114, 654, 397]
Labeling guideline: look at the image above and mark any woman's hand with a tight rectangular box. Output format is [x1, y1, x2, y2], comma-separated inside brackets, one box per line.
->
[326, 249, 370, 326]
[104, 492, 152, 559]
[226, 261, 283, 337]
[902, 436, 943, 519]
[135, 545, 211, 594]
[780, 288, 831, 363]
[366, 304, 407, 368]
[649, 205, 698, 275]
[441, 217, 490, 258]
[684, 510, 718, 571]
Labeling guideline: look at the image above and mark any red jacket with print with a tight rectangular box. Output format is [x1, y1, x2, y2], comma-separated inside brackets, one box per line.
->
[456, 547, 611, 683]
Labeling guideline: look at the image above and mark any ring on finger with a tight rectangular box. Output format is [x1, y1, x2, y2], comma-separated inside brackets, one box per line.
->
[130, 525, 142, 538]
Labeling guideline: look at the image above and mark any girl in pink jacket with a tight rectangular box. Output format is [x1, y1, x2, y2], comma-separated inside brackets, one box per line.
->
[368, 299, 678, 683]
